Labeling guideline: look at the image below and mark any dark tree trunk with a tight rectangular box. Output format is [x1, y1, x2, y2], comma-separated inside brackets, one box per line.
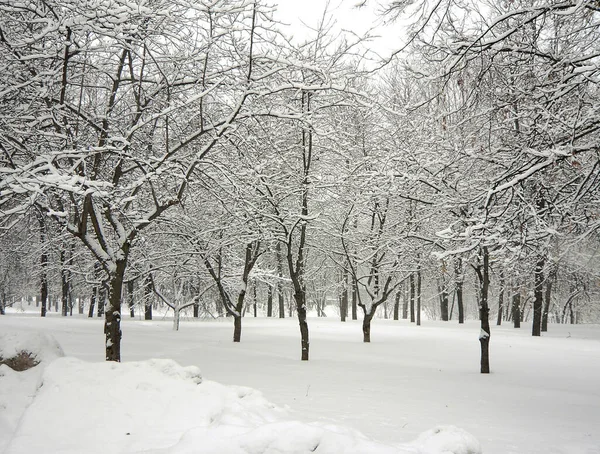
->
[61, 250, 69, 317]
[402, 283, 408, 319]
[267, 285, 273, 317]
[393, 287, 401, 321]
[233, 314, 242, 342]
[416, 266, 422, 326]
[340, 267, 348, 322]
[532, 258, 545, 336]
[144, 274, 153, 320]
[193, 295, 199, 318]
[127, 280, 135, 318]
[455, 258, 464, 324]
[409, 273, 415, 323]
[105, 259, 126, 362]
[542, 266, 555, 332]
[513, 289, 521, 328]
[278, 285, 285, 318]
[97, 279, 106, 317]
[440, 289, 449, 321]
[477, 247, 491, 374]
[351, 278, 358, 320]
[276, 242, 285, 319]
[296, 294, 310, 360]
[38, 216, 48, 318]
[363, 311, 373, 342]
[252, 280, 257, 318]
[88, 286, 96, 318]
[497, 270, 505, 326]
[40, 267, 48, 318]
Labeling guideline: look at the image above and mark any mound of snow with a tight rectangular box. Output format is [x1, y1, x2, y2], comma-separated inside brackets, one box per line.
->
[409, 426, 482, 454]
[0, 330, 64, 366]
[0, 331, 65, 452]
[3, 353, 482, 454]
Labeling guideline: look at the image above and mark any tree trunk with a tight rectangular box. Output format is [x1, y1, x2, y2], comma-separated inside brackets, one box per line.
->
[513, 289, 521, 328]
[478, 247, 491, 374]
[409, 273, 415, 322]
[351, 277, 358, 320]
[97, 284, 105, 317]
[497, 270, 505, 326]
[105, 259, 126, 362]
[144, 274, 153, 320]
[416, 266, 422, 326]
[276, 242, 285, 319]
[340, 267, 348, 322]
[542, 266, 555, 332]
[61, 250, 69, 317]
[127, 280, 135, 318]
[440, 289, 449, 321]
[363, 311, 373, 342]
[193, 295, 200, 318]
[532, 258, 545, 336]
[455, 258, 464, 324]
[295, 291, 309, 360]
[233, 314, 242, 342]
[402, 283, 408, 319]
[173, 307, 180, 331]
[393, 287, 401, 320]
[252, 280, 257, 317]
[88, 286, 96, 318]
[40, 267, 48, 318]
[267, 285, 273, 317]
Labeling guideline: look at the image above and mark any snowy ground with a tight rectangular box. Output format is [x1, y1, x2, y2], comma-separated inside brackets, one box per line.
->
[1, 311, 599, 454]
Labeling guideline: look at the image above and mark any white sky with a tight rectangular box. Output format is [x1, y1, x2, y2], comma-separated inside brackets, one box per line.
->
[271, 0, 401, 57]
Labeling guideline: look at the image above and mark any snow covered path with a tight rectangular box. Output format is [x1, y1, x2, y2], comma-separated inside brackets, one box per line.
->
[1, 313, 599, 453]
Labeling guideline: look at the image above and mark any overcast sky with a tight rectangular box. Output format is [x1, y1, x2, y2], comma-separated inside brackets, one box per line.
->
[272, 0, 400, 57]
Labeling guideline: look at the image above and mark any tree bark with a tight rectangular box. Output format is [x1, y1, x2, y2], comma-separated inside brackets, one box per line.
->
[440, 288, 449, 321]
[173, 307, 181, 331]
[455, 258, 464, 324]
[409, 273, 415, 322]
[97, 284, 106, 318]
[542, 266, 555, 332]
[513, 289, 521, 328]
[363, 311, 373, 342]
[40, 247, 48, 318]
[393, 287, 401, 321]
[267, 284, 273, 317]
[144, 274, 153, 320]
[477, 247, 491, 374]
[105, 259, 126, 362]
[88, 286, 96, 318]
[127, 280, 135, 318]
[252, 280, 257, 317]
[61, 250, 69, 317]
[351, 277, 358, 320]
[532, 258, 545, 336]
[276, 242, 285, 319]
[416, 266, 422, 326]
[193, 295, 200, 318]
[497, 269, 505, 326]
[341, 267, 348, 322]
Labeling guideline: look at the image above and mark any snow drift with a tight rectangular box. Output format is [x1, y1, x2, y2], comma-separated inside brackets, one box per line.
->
[1, 331, 481, 454]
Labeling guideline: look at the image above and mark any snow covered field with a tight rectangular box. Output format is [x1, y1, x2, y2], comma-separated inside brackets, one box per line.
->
[1, 312, 599, 453]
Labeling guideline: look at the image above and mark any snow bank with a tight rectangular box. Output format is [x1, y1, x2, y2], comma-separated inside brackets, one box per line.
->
[3, 351, 482, 454]
[0, 330, 64, 365]
[409, 426, 482, 454]
[0, 331, 65, 453]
